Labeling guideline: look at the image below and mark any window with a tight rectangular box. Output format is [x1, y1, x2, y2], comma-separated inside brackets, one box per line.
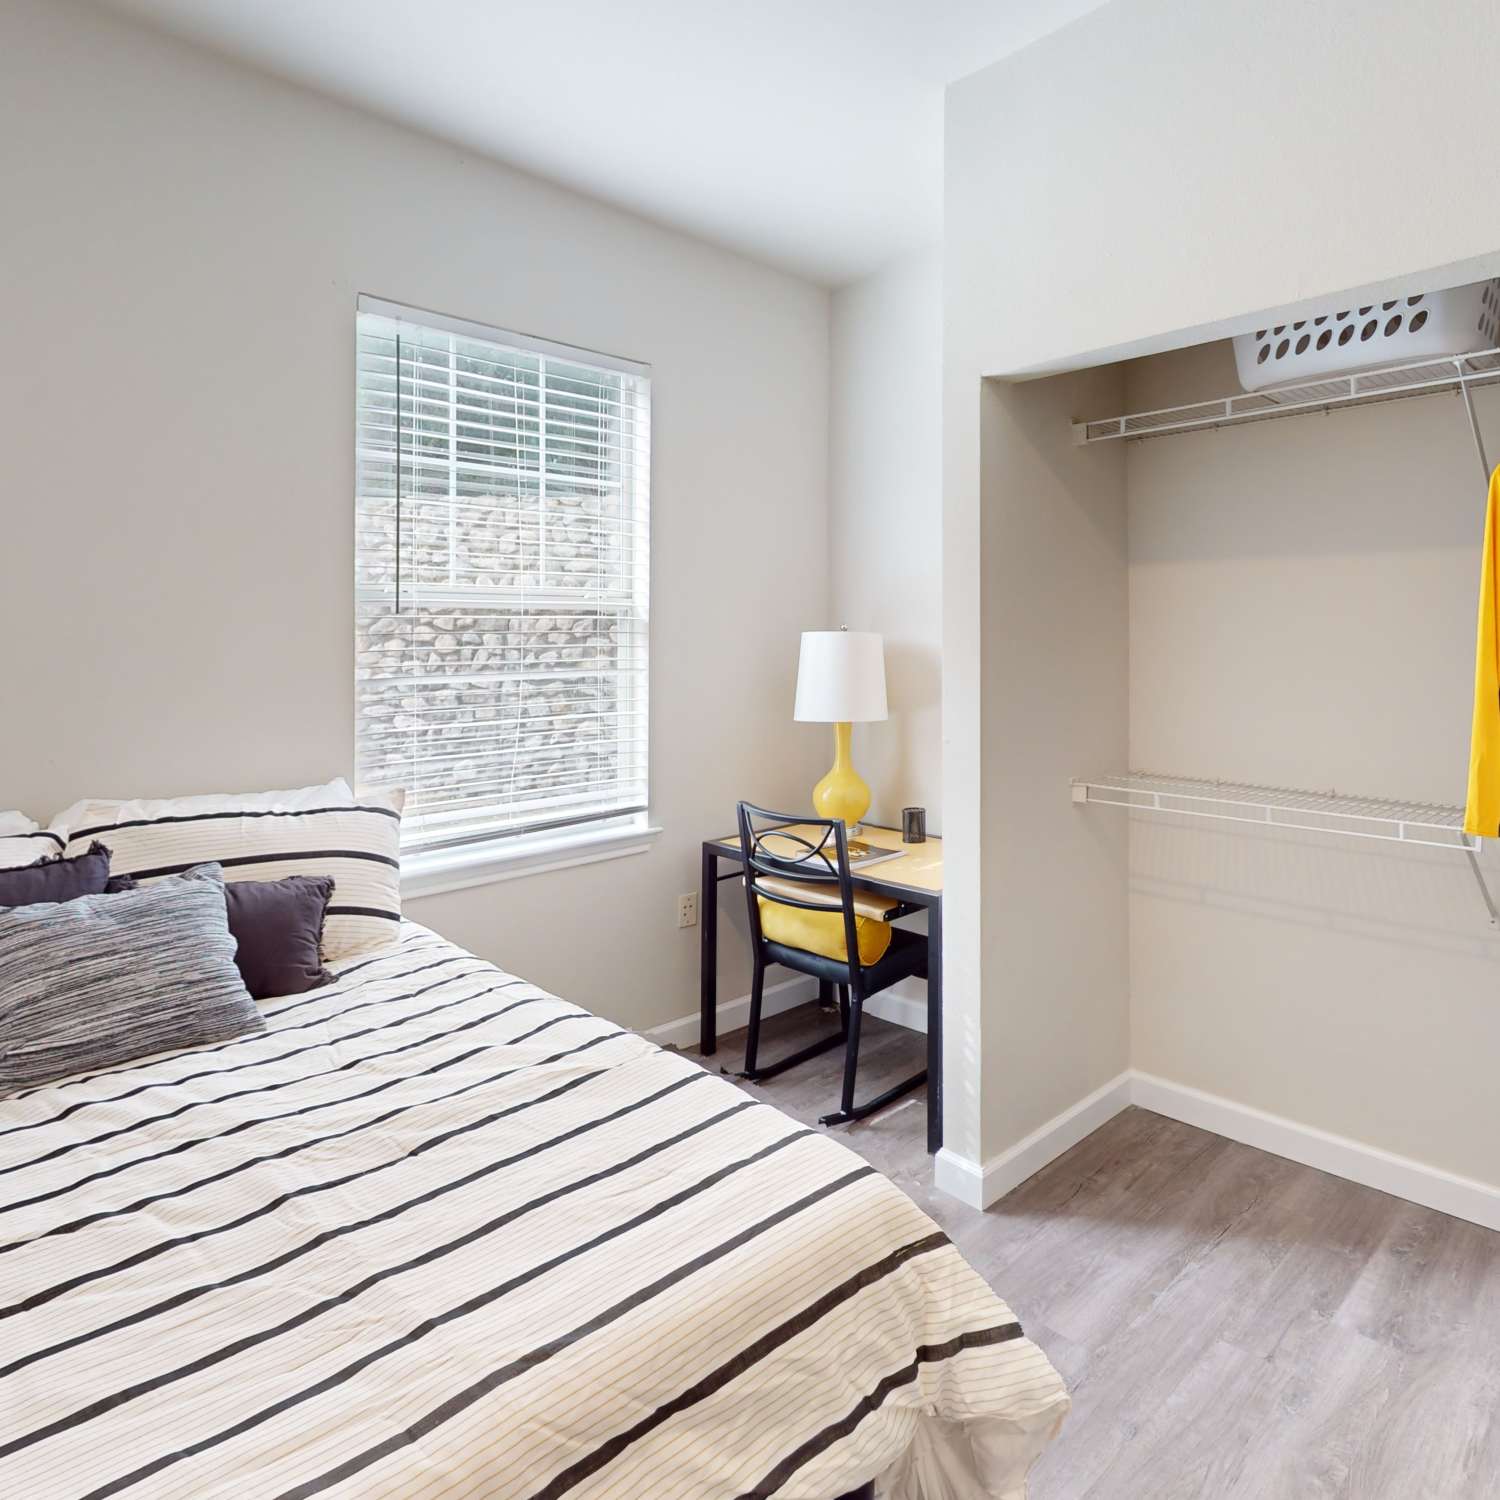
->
[355, 297, 650, 855]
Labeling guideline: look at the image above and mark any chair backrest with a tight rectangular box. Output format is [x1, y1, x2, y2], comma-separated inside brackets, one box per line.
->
[736, 801, 862, 971]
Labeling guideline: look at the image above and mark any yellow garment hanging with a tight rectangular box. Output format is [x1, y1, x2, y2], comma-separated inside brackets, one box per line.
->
[1464, 466, 1500, 836]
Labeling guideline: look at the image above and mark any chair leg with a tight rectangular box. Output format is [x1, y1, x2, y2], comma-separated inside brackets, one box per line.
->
[743, 957, 765, 1076]
[728, 961, 846, 1083]
[839, 994, 862, 1117]
[820, 983, 927, 1128]
[837, 984, 850, 1039]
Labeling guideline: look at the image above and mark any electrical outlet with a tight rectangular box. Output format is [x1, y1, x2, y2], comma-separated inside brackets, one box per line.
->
[677, 892, 698, 928]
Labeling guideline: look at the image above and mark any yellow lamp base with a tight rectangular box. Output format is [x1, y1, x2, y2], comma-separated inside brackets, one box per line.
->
[812, 721, 871, 829]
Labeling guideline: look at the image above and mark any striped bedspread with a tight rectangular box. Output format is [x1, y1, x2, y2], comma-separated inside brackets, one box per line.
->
[0, 924, 1067, 1498]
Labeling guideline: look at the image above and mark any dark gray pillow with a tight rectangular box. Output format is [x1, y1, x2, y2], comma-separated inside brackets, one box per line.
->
[0, 841, 113, 907]
[99, 873, 336, 998]
[224, 875, 335, 1000]
[0, 862, 264, 1096]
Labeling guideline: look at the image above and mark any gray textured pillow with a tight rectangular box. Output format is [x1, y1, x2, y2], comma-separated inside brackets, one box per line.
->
[0, 863, 264, 1096]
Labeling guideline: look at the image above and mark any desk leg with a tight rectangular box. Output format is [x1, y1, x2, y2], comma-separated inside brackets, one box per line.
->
[927, 898, 943, 1154]
[700, 844, 717, 1056]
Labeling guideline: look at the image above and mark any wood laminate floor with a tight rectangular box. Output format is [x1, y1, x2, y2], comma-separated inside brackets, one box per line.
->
[689, 1002, 1500, 1499]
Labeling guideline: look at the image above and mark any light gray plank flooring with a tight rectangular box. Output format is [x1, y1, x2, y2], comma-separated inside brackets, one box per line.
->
[686, 1000, 1500, 1499]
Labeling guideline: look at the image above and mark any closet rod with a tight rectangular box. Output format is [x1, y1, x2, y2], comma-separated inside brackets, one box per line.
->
[1456, 362, 1498, 924]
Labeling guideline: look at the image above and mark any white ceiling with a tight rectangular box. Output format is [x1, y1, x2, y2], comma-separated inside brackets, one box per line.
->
[102, 0, 1109, 285]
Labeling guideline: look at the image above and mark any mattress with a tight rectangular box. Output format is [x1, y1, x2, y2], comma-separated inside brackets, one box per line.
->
[0, 923, 1067, 1498]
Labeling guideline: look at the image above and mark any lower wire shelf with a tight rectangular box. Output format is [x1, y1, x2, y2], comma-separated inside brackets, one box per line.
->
[1071, 772, 1471, 849]
[1071, 771, 1497, 921]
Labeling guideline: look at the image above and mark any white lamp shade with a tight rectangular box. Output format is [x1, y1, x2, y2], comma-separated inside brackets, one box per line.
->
[794, 631, 887, 722]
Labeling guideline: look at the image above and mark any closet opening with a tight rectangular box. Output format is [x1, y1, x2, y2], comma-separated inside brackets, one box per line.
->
[1057, 276, 1500, 925]
[965, 263, 1500, 1207]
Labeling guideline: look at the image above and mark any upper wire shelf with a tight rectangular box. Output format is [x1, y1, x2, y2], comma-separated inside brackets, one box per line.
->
[1072, 349, 1500, 445]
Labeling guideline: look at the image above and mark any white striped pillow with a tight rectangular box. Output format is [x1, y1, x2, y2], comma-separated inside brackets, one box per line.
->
[0, 811, 65, 870]
[52, 781, 404, 960]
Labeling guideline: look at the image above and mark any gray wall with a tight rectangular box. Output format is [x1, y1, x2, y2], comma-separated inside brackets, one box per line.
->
[976, 368, 1130, 1167]
[946, 0, 1500, 380]
[1125, 342, 1500, 1185]
[945, 0, 1500, 1175]
[0, 0, 832, 1033]
[829, 247, 943, 831]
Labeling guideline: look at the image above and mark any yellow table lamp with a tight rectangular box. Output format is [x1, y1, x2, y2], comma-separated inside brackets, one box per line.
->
[794, 628, 887, 832]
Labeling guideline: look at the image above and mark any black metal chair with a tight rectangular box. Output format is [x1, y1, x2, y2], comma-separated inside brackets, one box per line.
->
[731, 801, 927, 1127]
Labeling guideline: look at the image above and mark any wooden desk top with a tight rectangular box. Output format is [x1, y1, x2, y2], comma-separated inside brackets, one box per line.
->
[706, 822, 943, 898]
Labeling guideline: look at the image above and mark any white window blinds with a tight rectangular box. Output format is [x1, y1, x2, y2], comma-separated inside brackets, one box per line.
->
[355, 297, 650, 853]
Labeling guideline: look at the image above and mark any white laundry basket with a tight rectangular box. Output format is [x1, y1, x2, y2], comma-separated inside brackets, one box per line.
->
[1234, 280, 1500, 392]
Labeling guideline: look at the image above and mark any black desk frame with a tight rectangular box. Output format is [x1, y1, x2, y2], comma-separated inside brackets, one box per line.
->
[699, 834, 943, 1154]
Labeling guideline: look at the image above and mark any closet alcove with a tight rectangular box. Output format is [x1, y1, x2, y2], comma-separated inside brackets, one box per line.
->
[1067, 284, 1500, 924]
[971, 270, 1500, 1196]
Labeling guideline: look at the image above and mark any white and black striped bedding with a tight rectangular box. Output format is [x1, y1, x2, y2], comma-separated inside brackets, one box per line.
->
[0, 925, 1068, 1498]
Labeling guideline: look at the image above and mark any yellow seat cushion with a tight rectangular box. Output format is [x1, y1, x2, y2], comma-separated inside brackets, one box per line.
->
[757, 896, 892, 966]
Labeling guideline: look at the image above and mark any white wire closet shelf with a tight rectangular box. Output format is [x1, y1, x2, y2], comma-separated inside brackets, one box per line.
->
[1070, 772, 1475, 851]
[1072, 349, 1500, 445]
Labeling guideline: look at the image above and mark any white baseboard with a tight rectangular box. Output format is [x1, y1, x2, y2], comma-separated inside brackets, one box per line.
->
[932, 1067, 1500, 1233]
[647, 976, 818, 1051]
[1131, 1071, 1500, 1234]
[934, 1071, 1135, 1210]
[864, 977, 928, 1034]
[650, 974, 927, 1052]
[932, 1147, 989, 1208]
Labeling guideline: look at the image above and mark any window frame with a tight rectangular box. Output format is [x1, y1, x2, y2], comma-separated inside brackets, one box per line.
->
[354, 296, 654, 878]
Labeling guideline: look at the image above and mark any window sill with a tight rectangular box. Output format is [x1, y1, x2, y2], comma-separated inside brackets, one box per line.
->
[400, 816, 663, 900]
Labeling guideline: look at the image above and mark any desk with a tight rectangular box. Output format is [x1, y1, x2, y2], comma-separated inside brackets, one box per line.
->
[699, 824, 943, 1153]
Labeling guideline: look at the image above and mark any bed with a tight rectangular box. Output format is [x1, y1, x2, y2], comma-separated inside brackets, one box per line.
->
[0, 923, 1067, 1498]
